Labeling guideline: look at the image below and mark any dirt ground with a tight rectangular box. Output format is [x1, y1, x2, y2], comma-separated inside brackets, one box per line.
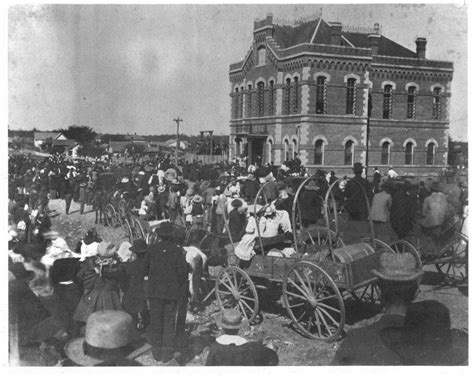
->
[12, 198, 468, 366]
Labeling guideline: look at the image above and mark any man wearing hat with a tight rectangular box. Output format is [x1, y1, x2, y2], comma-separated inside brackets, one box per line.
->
[228, 199, 247, 242]
[144, 222, 188, 362]
[344, 162, 373, 221]
[332, 252, 423, 365]
[205, 309, 278, 366]
[419, 181, 448, 240]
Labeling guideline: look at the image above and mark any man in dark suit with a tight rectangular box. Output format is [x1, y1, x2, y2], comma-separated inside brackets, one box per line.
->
[144, 222, 188, 363]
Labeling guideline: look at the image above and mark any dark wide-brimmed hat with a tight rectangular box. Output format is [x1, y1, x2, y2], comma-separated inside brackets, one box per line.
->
[216, 309, 244, 330]
[353, 162, 363, 174]
[64, 311, 139, 366]
[305, 180, 320, 191]
[372, 252, 423, 281]
[155, 222, 174, 239]
[231, 199, 243, 208]
[130, 239, 148, 254]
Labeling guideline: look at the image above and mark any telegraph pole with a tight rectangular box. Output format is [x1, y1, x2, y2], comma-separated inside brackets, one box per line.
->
[173, 117, 183, 167]
[366, 93, 372, 172]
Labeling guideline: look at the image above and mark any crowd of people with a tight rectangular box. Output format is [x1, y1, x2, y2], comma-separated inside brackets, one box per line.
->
[8, 152, 468, 366]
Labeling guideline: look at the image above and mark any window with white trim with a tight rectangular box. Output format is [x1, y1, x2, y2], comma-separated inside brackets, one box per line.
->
[314, 139, 324, 165]
[405, 142, 414, 165]
[407, 86, 417, 119]
[346, 78, 356, 115]
[426, 142, 436, 165]
[285, 78, 291, 115]
[433, 87, 442, 120]
[257, 47, 266, 66]
[381, 141, 390, 165]
[292, 77, 299, 114]
[344, 140, 354, 165]
[383, 85, 393, 119]
[247, 84, 252, 118]
[316, 76, 327, 114]
[268, 80, 275, 116]
[284, 139, 290, 161]
[257, 81, 265, 117]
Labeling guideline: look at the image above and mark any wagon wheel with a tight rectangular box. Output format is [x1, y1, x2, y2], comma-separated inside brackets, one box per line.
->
[105, 204, 119, 228]
[350, 283, 381, 306]
[131, 216, 146, 240]
[435, 233, 468, 285]
[117, 199, 129, 225]
[123, 218, 133, 241]
[282, 261, 345, 341]
[215, 266, 259, 324]
[390, 239, 423, 270]
[296, 225, 344, 256]
[361, 237, 394, 253]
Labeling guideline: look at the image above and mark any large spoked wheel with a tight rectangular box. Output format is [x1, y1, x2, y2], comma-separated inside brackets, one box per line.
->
[361, 237, 394, 253]
[131, 216, 146, 240]
[123, 218, 134, 241]
[390, 239, 423, 270]
[215, 266, 259, 324]
[350, 283, 381, 305]
[282, 261, 345, 341]
[435, 233, 468, 285]
[117, 199, 128, 225]
[105, 204, 119, 227]
[296, 225, 345, 256]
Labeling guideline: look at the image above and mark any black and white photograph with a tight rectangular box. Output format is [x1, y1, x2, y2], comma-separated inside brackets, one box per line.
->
[6, 1, 468, 367]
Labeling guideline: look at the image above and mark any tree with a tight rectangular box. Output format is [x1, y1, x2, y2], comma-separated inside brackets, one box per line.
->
[62, 125, 97, 145]
[78, 142, 106, 159]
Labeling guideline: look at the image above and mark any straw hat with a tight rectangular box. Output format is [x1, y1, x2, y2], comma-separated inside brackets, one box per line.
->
[372, 253, 423, 281]
[64, 311, 137, 366]
[216, 309, 244, 330]
[192, 194, 203, 203]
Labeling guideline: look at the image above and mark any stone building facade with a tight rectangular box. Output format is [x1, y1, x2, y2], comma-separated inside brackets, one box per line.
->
[229, 14, 453, 175]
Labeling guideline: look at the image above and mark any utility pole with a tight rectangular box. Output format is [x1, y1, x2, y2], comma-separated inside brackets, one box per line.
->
[366, 93, 372, 173]
[173, 117, 183, 167]
[209, 130, 213, 160]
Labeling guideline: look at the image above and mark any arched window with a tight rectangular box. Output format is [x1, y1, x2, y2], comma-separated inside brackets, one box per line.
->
[267, 139, 273, 163]
[292, 77, 299, 113]
[427, 142, 436, 165]
[314, 139, 324, 165]
[233, 88, 239, 119]
[268, 80, 275, 115]
[239, 86, 244, 118]
[405, 142, 414, 165]
[292, 139, 298, 159]
[247, 84, 253, 118]
[257, 47, 266, 66]
[381, 141, 390, 165]
[346, 78, 356, 114]
[383, 84, 393, 119]
[316, 76, 327, 114]
[344, 140, 354, 165]
[285, 78, 292, 115]
[284, 139, 290, 161]
[407, 86, 417, 119]
[433, 87, 442, 120]
[257, 81, 265, 117]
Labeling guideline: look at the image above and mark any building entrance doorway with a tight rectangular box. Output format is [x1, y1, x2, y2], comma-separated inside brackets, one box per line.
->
[248, 138, 265, 165]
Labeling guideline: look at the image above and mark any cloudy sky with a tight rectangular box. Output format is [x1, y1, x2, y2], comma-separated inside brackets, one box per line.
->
[8, 2, 467, 140]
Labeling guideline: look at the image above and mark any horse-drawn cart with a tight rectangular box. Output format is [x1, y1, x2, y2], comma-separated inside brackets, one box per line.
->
[212, 177, 402, 341]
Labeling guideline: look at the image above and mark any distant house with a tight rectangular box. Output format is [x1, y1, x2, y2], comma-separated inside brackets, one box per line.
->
[123, 134, 146, 142]
[33, 131, 67, 149]
[165, 139, 189, 150]
[108, 141, 130, 154]
[51, 139, 77, 154]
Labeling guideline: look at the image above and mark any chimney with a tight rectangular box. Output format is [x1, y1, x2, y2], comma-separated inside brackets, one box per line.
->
[368, 33, 381, 55]
[415, 37, 427, 59]
[266, 13, 273, 23]
[329, 22, 342, 46]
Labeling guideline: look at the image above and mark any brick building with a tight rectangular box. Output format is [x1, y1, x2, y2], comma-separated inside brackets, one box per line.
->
[228, 14, 453, 175]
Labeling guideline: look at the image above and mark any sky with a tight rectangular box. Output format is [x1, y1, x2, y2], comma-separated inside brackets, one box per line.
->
[7, 2, 468, 140]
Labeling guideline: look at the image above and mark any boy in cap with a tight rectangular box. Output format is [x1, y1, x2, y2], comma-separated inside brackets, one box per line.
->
[205, 309, 278, 366]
